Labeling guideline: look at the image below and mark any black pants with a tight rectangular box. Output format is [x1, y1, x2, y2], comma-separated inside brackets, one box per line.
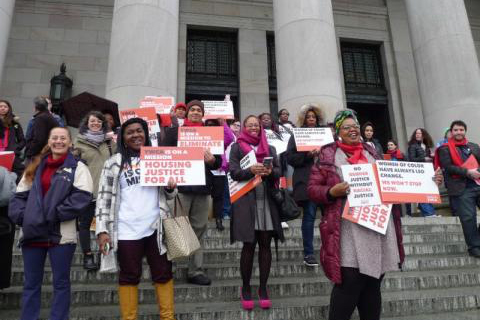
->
[329, 267, 384, 320]
[211, 175, 226, 220]
[78, 201, 95, 254]
[0, 207, 15, 289]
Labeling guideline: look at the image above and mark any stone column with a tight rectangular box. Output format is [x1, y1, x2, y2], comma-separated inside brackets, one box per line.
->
[405, 0, 480, 140]
[238, 29, 270, 117]
[105, 0, 179, 109]
[273, 0, 344, 122]
[0, 0, 15, 86]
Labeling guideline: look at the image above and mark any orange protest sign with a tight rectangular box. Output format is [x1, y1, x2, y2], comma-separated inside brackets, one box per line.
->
[342, 201, 392, 235]
[461, 155, 480, 185]
[0, 151, 15, 171]
[140, 147, 205, 186]
[177, 127, 224, 155]
[140, 96, 174, 127]
[376, 160, 441, 204]
[119, 107, 161, 146]
[228, 150, 261, 203]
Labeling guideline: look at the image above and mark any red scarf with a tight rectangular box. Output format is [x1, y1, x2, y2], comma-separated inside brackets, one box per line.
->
[237, 128, 270, 162]
[336, 141, 368, 164]
[447, 138, 468, 166]
[41, 153, 68, 196]
[0, 128, 9, 152]
[183, 119, 203, 127]
[386, 148, 404, 160]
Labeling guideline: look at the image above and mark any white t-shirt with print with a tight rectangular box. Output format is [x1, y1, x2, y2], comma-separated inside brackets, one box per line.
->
[118, 157, 159, 240]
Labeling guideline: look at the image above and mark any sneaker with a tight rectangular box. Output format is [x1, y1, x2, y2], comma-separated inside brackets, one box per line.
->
[187, 274, 212, 286]
[281, 222, 289, 229]
[303, 255, 319, 267]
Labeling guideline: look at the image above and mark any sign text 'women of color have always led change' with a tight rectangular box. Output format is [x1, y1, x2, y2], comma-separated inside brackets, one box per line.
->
[140, 147, 205, 186]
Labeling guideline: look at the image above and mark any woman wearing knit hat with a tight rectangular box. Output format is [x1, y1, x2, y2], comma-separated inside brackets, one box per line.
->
[162, 100, 222, 286]
[173, 102, 187, 126]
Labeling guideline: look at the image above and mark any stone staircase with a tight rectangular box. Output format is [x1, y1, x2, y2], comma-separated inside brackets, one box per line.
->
[2, 217, 480, 320]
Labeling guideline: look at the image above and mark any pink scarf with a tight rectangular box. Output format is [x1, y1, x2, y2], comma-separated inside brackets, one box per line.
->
[237, 127, 270, 162]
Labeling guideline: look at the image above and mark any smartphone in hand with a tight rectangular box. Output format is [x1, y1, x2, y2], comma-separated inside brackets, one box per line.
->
[262, 157, 273, 168]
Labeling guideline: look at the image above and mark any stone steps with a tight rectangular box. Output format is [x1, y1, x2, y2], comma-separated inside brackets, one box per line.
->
[5, 217, 480, 319]
[3, 267, 480, 309]
[2, 286, 480, 320]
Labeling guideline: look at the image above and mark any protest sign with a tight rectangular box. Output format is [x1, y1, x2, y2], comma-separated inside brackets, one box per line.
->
[228, 150, 262, 203]
[265, 129, 288, 155]
[202, 101, 234, 120]
[376, 160, 441, 203]
[461, 155, 480, 185]
[140, 147, 205, 186]
[342, 201, 393, 235]
[292, 127, 334, 152]
[341, 163, 382, 207]
[119, 107, 161, 146]
[177, 127, 224, 155]
[0, 151, 15, 171]
[140, 96, 175, 127]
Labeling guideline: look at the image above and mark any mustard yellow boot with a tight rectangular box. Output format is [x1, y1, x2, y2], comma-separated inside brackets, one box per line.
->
[118, 285, 138, 320]
[154, 279, 176, 320]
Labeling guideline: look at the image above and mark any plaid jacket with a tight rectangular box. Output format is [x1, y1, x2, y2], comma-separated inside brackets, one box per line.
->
[95, 153, 177, 256]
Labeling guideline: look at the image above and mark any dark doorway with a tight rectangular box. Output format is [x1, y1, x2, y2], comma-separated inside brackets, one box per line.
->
[185, 28, 239, 118]
[348, 103, 392, 151]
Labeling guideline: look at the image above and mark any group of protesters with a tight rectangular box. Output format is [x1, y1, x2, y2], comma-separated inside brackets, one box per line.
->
[0, 95, 478, 320]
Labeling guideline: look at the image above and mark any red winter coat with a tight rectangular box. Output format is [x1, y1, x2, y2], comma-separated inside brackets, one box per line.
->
[307, 142, 405, 284]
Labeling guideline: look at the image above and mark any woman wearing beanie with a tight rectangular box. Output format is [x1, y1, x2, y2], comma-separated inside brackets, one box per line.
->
[96, 118, 177, 319]
[9, 127, 93, 320]
[162, 100, 222, 286]
[75, 111, 116, 270]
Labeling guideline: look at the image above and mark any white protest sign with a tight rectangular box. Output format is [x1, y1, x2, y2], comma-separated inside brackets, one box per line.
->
[228, 150, 262, 203]
[293, 127, 334, 151]
[265, 129, 288, 155]
[140, 147, 205, 186]
[202, 101, 234, 119]
[376, 160, 441, 203]
[341, 163, 382, 207]
[342, 201, 393, 235]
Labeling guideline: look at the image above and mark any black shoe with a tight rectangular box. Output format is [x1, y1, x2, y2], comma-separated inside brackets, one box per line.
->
[83, 253, 99, 271]
[216, 219, 224, 231]
[468, 248, 480, 258]
[303, 255, 319, 267]
[188, 274, 211, 286]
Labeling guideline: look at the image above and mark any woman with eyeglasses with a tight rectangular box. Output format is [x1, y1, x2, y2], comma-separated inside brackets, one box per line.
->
[229, 115, 284, 310]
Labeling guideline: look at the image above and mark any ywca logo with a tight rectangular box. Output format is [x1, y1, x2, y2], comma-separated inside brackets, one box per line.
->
[426, 195, 440, 202]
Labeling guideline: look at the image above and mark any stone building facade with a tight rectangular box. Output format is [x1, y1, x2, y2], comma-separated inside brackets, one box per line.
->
[0, 0, 480, 148]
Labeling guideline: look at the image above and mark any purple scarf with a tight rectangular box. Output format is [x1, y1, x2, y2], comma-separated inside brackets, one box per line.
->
[237, 127, 270, 162]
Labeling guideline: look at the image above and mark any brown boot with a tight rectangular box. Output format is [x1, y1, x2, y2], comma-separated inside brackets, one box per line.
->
[118, 285, 138, 320]
[154, 279, 175, 320]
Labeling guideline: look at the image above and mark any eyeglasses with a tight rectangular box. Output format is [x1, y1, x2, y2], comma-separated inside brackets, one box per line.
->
[246, 124, 260, 128]
[281, 113, 289, 116]
[340, 124, 360, 131]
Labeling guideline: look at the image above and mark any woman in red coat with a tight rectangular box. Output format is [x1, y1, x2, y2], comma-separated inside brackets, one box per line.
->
[307, 109, 403, 320]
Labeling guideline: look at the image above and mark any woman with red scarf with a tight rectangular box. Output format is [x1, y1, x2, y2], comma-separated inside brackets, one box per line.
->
[307, 109, 405, 320]
[229, 115, 284, 310]
[386, 139, 406, 161]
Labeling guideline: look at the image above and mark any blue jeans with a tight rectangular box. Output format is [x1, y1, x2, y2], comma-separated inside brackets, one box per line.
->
[21, 244, 76, 320]
[302, 201, 318, 256]
[418, 203, 436, 217]
[451, 186, 480, 250]
[222, 178, 231, 218]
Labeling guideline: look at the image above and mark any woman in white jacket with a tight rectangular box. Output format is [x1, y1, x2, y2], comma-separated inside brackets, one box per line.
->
[96, 118, 177, 320]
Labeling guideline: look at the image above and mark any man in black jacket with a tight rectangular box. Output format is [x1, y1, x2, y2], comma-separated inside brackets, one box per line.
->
[25, 97, 58, 160]
[162, 100, 222, 285]
[438, 120, 480, 257]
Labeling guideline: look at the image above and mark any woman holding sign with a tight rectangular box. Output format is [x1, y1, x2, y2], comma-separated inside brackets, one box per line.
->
[286, 104, 324, 267]
[96, 118, 177, 320]
[229, 115, 284, 310]
[307, 109, 405, 320]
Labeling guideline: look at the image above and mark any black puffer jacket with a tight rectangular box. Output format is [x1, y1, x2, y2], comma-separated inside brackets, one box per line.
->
[408, 142, 431, 162]
[286, 135, 315, 203]
[3, 120, 26, 178]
